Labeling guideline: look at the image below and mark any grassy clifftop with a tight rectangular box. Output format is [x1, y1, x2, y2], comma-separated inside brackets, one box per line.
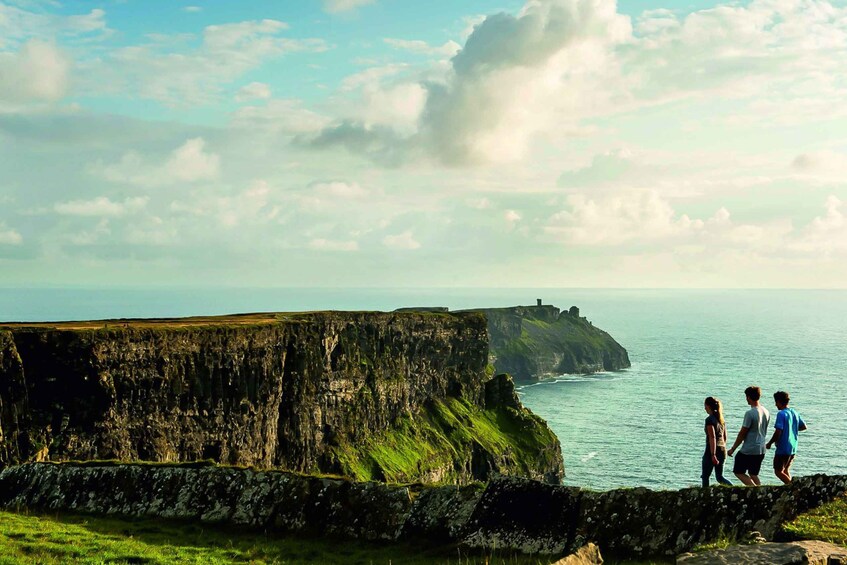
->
[468, 305, 630, 380]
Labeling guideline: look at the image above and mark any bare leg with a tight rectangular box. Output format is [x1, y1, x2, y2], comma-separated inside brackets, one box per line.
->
[735, 472, 755, 486]
[750, 475, 761, 486]
[775, 470, 792, 484]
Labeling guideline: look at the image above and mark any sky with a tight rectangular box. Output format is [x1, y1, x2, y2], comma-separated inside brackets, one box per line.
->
[1, 0, 846, 288]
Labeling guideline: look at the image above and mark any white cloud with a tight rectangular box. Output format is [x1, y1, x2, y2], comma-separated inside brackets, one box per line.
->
[545, 190, 706, 246]
[466, 197, 492, 210]
[791, 196, 847, 255]
[312, 0, 632, 165]
[311, 0, 847, 169]
[384, 38, 461, 57]
[791, 151, 847, 181]
[322, 0, 374, 14]
[0, 40, 69, 105]
[310, 181, 368, 198]
[383, 230, 421, 250]
[0, 224, 22, 245]
[94, 137, 220, 187]
[309, 238, 359, 251]
[504, 209, 522, 228]
[235, 81, 272, 102]
[54, 196, 148, 217]
[0, 6, 109, 49]
[165, 138, 220, 182]
[183, 6, 202, 12]
[94, 20, 327, 106]
[232, 99, 331, 134]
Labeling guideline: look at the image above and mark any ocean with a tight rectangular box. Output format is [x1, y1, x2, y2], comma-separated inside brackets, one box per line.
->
[2, 287, 844, 490]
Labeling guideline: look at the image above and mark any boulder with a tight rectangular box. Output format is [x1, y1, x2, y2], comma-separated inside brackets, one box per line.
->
[676, 541, 847, 565]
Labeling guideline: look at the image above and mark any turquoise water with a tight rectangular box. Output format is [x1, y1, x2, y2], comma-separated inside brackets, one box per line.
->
[2, 288, 845, 490]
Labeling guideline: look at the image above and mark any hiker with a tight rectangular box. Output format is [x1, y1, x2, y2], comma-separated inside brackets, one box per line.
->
[702, 396, 732, 487]
[766, 390, 807, 484]
[727, 386, 770, 486]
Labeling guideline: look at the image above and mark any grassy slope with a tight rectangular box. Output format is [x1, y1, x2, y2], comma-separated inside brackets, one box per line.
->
[0, 510, 554, 565]
[331, 396, 560, 483]
[781, 494, 847, 545]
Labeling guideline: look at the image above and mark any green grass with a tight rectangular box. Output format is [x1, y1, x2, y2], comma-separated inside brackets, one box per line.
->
[781, 495, 847, 546]
[0, 510, 557, 565]
[330, 397, 560, 484]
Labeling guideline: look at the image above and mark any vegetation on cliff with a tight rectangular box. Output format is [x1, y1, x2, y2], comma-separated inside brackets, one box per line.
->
[468, 304, 631, 380]
[330, 376, 563, 484]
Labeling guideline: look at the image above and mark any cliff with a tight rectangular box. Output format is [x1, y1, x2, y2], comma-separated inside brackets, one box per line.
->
[466, 305, 630, 380]
[2, 463, 845, 559]
[0, 311, 563, 484]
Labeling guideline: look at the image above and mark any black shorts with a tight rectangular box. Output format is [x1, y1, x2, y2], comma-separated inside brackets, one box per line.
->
[733, 452, 765, 476]
[774, 454, 795, 473]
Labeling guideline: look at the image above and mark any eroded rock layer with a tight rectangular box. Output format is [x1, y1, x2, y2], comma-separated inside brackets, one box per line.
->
[0, 312, 563, 483]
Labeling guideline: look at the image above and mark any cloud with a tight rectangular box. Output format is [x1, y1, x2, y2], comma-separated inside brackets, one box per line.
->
[791, 196, 847, 255]
[54, 196, 148, 217]
[94, 137, 220, 187]
[312, 0, 632, 166]
[382, 230, 420, 250]
[322, 0, 374, 14]
[310, 181, 368, 198]
[0, 6, 109, 49]
[94, 20, 327, 106]
[383, 38, 461, 57]
[544, 190, 707, 246]
[235, 81, 272, 102]
[183, 6, 202, 12]
[308, 238, 359, 251]
[558, 149, 643, 187]
[0, 224, 22, 245]
[791, 151, 847, 181]
[408, 0, 631, 165]
[504, 209, 522, 228]
[0, 40, 69, 105]
[170, 180, 277, 228]
[310, 0, 847, 169]
[231, 99, 331, 135]
[166, 138, 220, 182]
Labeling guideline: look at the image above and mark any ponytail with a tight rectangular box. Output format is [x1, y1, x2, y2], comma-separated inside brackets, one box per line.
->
[705, 396, 725, 427]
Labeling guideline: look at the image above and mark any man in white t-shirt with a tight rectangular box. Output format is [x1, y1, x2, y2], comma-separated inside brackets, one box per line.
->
[727, 386, 771, 486]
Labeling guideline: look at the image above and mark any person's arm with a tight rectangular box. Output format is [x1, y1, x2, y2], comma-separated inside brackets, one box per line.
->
[728, 427, 748, 457]
[768, 410, 786, 449]
[766, 428, 782, 450]
[706, 424, 719, 464]
[799, 415, 807, 431]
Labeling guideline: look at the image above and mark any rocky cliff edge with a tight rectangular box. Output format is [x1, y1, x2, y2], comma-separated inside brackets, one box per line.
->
[0, 311, 563, 484]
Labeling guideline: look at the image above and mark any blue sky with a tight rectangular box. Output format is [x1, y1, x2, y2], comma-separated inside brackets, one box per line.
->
[1, 0, 847, 288]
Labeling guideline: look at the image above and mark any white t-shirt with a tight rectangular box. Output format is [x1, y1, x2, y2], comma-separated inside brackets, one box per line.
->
[740, 405, 771, 455]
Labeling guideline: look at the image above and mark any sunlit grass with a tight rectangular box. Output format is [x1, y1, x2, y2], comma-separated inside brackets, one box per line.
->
[0, 510, 557, 565]
[781, 495, 847, 546]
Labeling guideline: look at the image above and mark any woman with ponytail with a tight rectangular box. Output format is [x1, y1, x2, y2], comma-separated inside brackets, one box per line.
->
[703, 396, 732, 487]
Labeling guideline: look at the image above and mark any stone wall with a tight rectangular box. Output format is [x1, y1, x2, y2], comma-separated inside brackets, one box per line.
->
[2, 463, 845, 559]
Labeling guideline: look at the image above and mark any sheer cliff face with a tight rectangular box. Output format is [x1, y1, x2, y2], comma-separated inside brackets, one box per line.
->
[476, 305, 631, 380]
[0, 312, 563, 484]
